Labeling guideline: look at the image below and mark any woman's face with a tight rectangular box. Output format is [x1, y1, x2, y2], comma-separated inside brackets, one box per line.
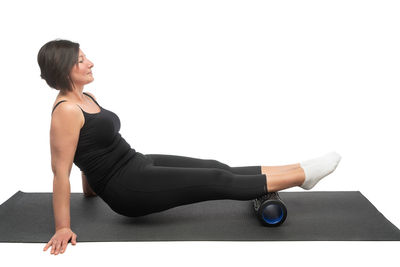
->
[69, 48, 94, 88]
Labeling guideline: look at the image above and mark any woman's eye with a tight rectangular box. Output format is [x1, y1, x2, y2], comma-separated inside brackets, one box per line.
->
[79, 60, 83, 63]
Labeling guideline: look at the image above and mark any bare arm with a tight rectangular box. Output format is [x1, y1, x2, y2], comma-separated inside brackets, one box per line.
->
[49, 103, 82, 230]
[53, 175, 71, 230]
[81, 171, 97, 197]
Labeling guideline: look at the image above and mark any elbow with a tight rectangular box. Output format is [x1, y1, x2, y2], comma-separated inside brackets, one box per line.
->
[83, 192, 97, 197]
[82, 172, 97, 197]
[53, 174, 71, 185]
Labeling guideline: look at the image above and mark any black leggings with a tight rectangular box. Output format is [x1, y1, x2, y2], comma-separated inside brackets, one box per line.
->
[101, 152, 268, 217]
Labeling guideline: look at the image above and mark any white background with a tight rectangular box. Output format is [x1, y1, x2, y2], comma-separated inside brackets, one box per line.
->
[0, 0, 399, 265]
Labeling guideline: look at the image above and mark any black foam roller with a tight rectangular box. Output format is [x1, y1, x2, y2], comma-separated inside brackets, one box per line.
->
[253, 192, 288, 227]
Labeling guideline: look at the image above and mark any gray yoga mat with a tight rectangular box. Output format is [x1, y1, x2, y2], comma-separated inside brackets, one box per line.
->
[0, 190, 399, 242]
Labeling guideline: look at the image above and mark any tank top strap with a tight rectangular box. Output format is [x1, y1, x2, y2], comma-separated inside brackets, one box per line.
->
[52, 100, 84, 115]
[51, 100, 67, 114]
[83, 92, 101, 108]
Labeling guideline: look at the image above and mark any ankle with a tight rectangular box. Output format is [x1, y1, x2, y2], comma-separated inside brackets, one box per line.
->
[262, 164, 301, 175]
[298, 167, 306, 186]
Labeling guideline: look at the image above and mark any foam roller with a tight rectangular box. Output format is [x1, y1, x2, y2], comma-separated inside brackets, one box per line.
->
[253, 192, 287, 227]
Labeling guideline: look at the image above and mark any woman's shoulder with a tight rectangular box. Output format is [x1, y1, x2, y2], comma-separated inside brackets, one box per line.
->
[52, 97, 69, 111]
[51, 94, 81, 118]
[52, 91, 97, 109]
[51, 99, 84, 129]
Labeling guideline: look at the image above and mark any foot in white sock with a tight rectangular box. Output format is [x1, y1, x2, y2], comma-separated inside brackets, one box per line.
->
[299, 151, 341, 190]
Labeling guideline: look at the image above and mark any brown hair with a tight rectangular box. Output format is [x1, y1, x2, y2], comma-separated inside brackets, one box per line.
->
[37, 39, 80, 93]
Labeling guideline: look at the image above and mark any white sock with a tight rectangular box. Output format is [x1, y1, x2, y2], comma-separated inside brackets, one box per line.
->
[299, 151, 342, 190]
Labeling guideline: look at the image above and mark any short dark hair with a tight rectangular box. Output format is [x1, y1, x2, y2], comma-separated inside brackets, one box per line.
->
[37, 39, 80, 93]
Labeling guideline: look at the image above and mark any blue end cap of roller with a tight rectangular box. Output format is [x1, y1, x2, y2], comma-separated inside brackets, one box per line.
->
[262, 204, 284, 224]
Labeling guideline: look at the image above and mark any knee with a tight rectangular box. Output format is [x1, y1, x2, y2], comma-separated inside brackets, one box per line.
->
[207, 159, 231, 171]
[209, 168, 233, 185]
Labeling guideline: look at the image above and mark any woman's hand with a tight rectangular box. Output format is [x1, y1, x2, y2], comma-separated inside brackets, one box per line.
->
[43, 227, 77, 255]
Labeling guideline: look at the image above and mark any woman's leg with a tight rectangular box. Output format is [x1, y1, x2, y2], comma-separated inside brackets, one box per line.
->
[262, 163, 301, 174]
[145, 153, 305, 192]
[146, 153, 302, 174]
[264, 167, 305, 192]
[106, 153, 306, 217]
[145, 153, 262, 175]
[108, 162, 269, 217]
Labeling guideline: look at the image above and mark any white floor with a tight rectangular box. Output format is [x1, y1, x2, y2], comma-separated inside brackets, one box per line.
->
[0, 241, 399, 266]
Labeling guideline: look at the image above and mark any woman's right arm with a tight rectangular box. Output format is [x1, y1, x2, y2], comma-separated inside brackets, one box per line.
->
[43, 102, 83, 255]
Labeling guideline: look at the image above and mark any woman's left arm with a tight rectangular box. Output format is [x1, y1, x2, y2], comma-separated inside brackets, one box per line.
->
[81, 171, 97, 197]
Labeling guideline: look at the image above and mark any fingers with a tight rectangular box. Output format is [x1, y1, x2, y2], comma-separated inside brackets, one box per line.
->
[71, 233, 77, 245]
[43, 240, 52, 251]
[60, 240, 68, 254]
[46, 239, 61, 255]
[54, 239, 63, 255]
[51, 240, 57, 254]
[43, 232, 77, 255]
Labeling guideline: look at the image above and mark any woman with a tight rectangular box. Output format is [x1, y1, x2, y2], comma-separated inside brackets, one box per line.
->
[38, 39, 341, 255]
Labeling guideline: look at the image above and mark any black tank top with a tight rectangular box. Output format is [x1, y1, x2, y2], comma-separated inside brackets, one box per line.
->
[51, 92, 137, 195]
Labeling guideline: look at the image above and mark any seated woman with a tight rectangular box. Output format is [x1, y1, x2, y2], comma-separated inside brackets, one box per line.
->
[38, 39, 341, 255]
